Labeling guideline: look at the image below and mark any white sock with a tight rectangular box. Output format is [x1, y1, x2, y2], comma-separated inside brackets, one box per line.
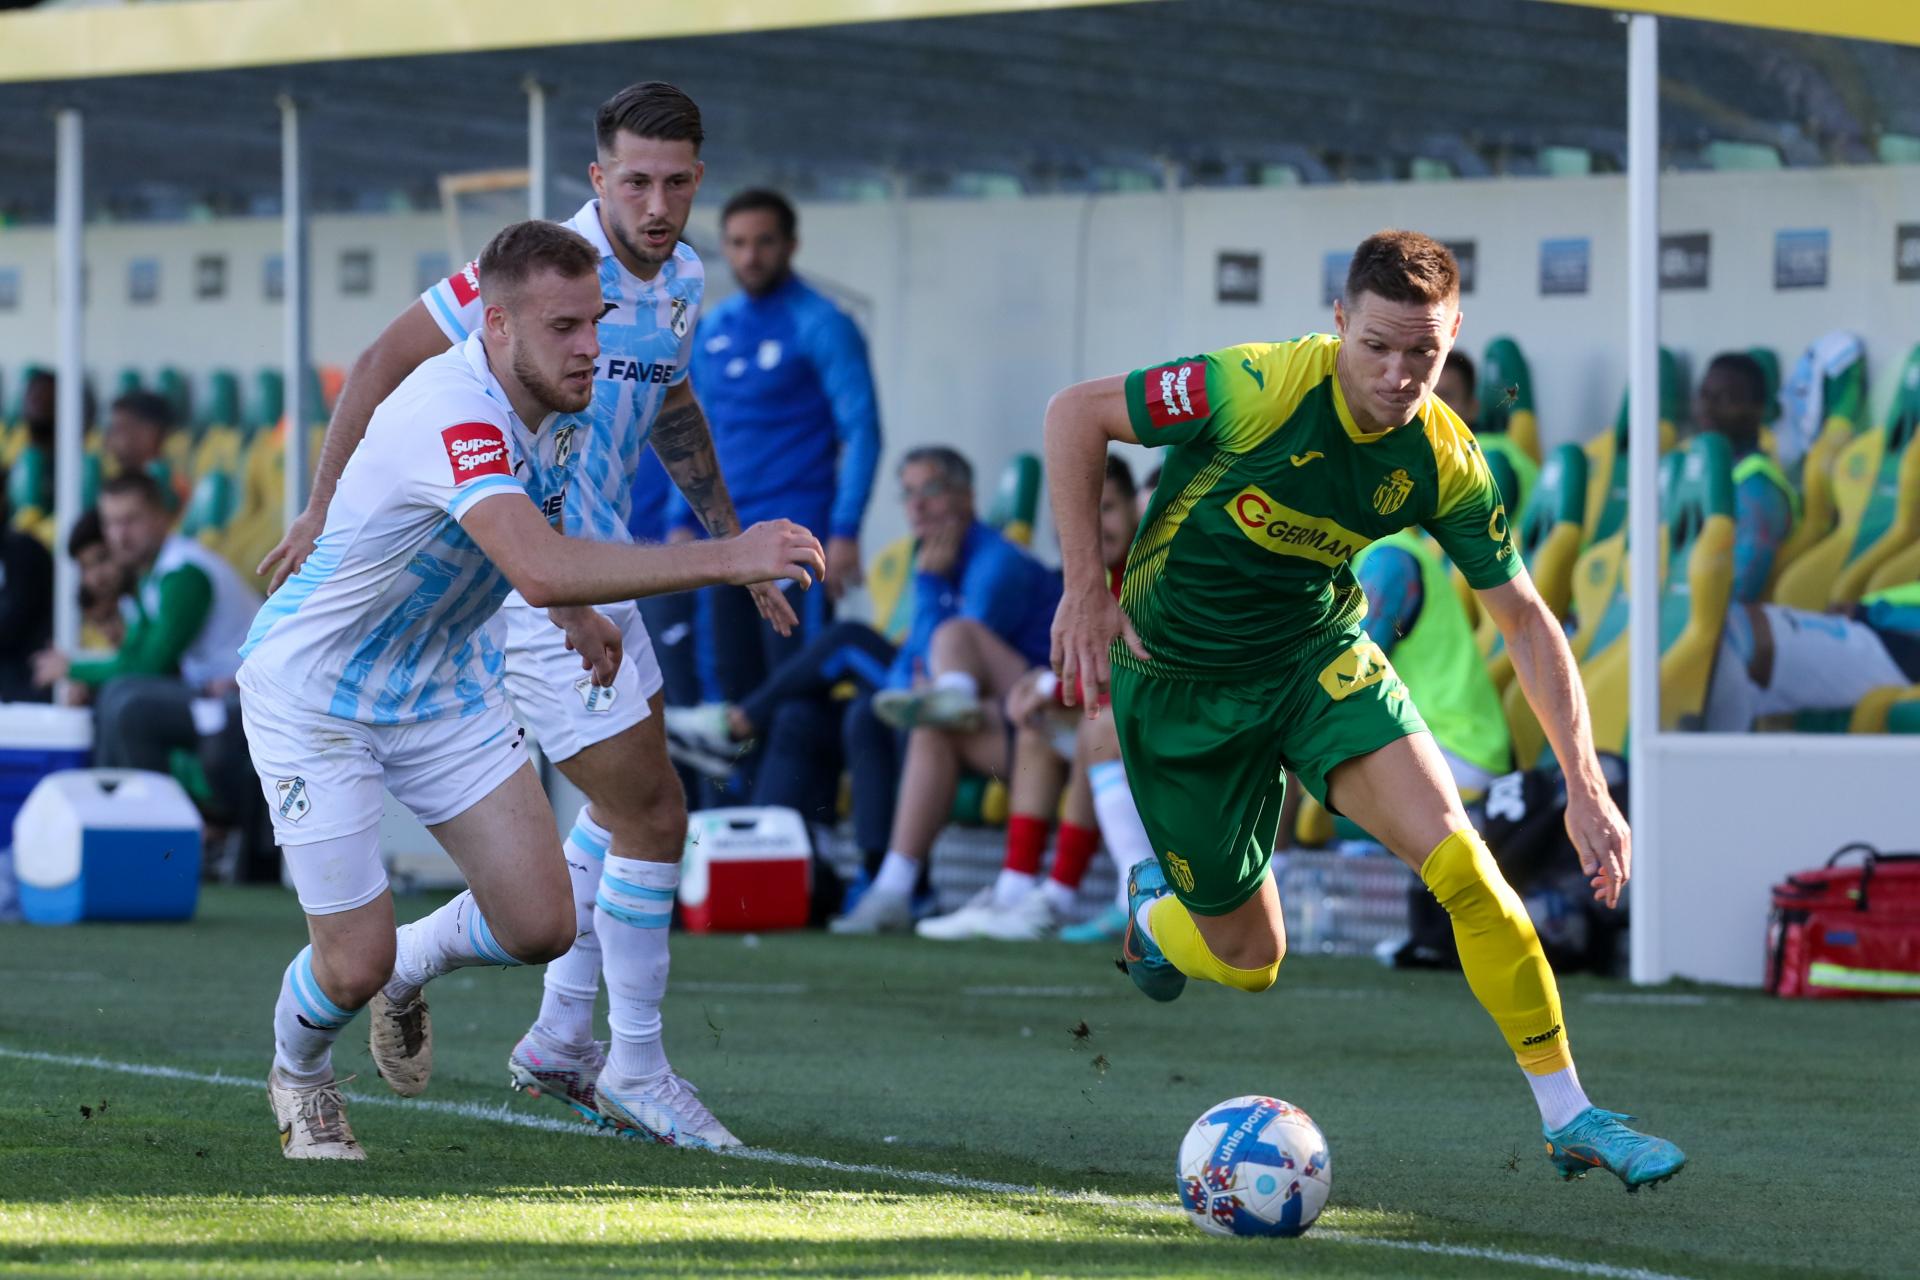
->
[385, 890, 522, 1002]
[1040, 877, 1077, 914]
[534, 811, 610, 1048]
[1089, 761, 1152, 915]
[595, 854, 678, 1082]
[1528, 1063, 1593, 1131]
[933, 670, 979, 698]
[1134, 897, 1158, 943]
[872, 850, 919, 900]
[993, 868, 1037, 908]
[272, 945, 358, 1082]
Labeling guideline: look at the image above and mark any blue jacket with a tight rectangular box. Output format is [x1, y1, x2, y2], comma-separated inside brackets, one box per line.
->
[888, 521, 1061, 689]
[678, 273, 882, 541]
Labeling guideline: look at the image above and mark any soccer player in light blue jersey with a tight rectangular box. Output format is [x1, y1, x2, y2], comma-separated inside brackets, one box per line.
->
[258, 84, 791, 1149]
[244, 221, 822, 1158]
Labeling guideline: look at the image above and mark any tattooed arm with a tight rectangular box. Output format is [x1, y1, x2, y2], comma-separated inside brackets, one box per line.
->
[652, 381, 801, 635]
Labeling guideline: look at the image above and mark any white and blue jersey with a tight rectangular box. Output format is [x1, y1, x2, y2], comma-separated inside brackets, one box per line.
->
[239, 334, 575, 726]
[421, 200, 703, 546]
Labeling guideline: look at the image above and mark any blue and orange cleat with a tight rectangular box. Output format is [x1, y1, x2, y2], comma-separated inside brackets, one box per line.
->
[1119, 859, 1186, 1003]
[1544, 1107, 1687, 1191]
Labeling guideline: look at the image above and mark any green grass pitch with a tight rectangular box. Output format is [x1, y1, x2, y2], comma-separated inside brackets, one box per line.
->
[1, 886, 1913, 1278]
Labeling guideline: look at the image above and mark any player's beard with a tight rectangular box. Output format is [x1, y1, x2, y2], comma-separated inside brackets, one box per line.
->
[514, 348, 594, 416]
[609, 216, 679, 272]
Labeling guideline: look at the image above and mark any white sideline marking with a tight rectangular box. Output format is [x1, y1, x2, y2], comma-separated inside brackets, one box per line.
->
[674, 981, 810, 995]
[0, 1045, 1695, 1280]
[961, 985, 1115, 998]
[1582, 993, 1715, 1007]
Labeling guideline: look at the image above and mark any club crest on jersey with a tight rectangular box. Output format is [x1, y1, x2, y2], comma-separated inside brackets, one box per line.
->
[275, 777, 311, 823]
[1372, 468, 1415, 516]
[670, 297, 691, 339]
[553, 423, 577, 468]
[1143, 359, 1209, 429]
[441, 423, 512, 484]
[575, 677, 617, 713]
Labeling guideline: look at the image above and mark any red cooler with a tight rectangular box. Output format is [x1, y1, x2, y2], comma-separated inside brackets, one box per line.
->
[679, 806, 812, 932]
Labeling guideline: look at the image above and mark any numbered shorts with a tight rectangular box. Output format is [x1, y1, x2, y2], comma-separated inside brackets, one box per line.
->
[1110, 631, 1427, 916]
[237, 665, 530, 914]
[500, 599, 663, 763]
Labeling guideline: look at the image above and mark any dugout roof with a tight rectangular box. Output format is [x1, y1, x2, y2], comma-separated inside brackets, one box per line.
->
[0, 0, 1917, 221]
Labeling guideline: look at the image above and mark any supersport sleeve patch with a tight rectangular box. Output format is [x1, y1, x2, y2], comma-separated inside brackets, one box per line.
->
[1124, 356, 1215, 446]
[441, 422, 513, 483]
[421, 260, 482, 342]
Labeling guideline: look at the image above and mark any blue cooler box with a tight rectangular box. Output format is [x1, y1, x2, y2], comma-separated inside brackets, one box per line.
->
[0, 704, 91, 840]
[15, 769, 203, 925]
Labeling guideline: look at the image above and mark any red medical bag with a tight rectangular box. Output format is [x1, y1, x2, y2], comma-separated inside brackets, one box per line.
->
[1766, 844, 1920, 998]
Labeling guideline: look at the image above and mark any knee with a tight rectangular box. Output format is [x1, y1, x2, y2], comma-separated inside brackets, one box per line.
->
[592, 773, 688, 861]
[312, 942, 393, 1011]
[513, 901, 580, 966]
[928, 616, 986, 667]
[1218, 934, 1286, 990]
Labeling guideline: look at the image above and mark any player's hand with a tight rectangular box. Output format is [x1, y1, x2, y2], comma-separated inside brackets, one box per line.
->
[1004, 669, 1051, 728]
[825, 536, 863, 602]
[259, 504, 327, 594]
[554, 607, 623, 687]
[916, 519, 964, 577]
[1565, 782, 1631, 909]
[1050, 584, 1148, 720]
[723, 520, 827, 594]
[748, 580, 799, 638]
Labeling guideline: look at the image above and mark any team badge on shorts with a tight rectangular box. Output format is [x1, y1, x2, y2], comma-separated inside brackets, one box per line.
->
[275, 777, 311, 824]
[575, 677, 618, 713]
[1164, 850, 1196, 894]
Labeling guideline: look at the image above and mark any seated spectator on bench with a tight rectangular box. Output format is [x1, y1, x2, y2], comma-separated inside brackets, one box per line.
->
[1694, 351, 1794, 604]
[827, 446, 1062, 934]
[1704, 588, 1920, 730]
[0, 466, 53, 702]
[915, 455, 1146, 942]
[69, 509, 131, 652]
[103, 390, 183, 511]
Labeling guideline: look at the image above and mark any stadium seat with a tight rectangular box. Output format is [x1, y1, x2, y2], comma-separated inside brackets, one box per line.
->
[985, 453, 1042, 547]
[1767, 340, 1869, 592]
[1772, 345, 1920, 610]
[112, 367, 143, 400]
[1849, 683, 1920, 734]
[1582, 347, 1684, 547]
[1480, 336, 1541, 465]
[1478, 443, 1588, 690]
[1865, 540, 1920, 595]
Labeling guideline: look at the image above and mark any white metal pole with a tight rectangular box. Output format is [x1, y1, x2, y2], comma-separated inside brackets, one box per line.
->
[51, 108, 84, 657]
[525, 77, 548, 221]
[1626, 14, 1664, 986]
[280, 94, 310, 523]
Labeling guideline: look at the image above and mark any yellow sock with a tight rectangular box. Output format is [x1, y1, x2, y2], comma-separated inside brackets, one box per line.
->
[1419, 828, 1573, 1075]
[1146, 895, 1280, 993]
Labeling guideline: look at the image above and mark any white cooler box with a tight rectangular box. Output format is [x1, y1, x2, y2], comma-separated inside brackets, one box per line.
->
[680, 806, 811, 933]
[15, 769, 203, 925]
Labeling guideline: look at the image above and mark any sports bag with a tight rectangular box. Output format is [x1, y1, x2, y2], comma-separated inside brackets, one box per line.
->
[1766, 843, 1920, 998]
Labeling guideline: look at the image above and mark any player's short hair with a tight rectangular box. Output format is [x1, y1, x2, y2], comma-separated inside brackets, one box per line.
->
[67, 506, 104, 559]
[110, 389, 175, 433]
[1345, 230, 1460, 308]
[722, 188, 798, 240]
[476, 221, 600, 309]
[1705, 352, 1768, 408]
[1104, 452, 1136, 500]
[99, 469, 167, 511]
[899, 445, 973, 492]
[1443, 350, 1477, 398]
[595, 81, 704, 154]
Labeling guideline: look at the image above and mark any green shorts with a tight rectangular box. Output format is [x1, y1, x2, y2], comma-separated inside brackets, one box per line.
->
[1110, 630, 1427, 916]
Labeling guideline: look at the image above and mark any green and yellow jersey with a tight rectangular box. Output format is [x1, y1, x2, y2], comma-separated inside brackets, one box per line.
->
[1119, 333, 1522, 680]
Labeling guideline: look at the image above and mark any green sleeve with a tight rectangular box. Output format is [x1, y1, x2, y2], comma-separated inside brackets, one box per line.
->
[1424, 430, 1524, 591]
[68, 564, 213, 686]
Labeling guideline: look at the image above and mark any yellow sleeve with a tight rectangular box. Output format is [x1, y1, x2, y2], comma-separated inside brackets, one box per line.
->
[1123, 336, 1335, 454]
[1422, 408, 1523, 589]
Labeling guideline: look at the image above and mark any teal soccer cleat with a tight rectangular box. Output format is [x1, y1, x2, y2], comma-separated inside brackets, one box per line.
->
[1119, 859, 1186, 1003]
[1544, 1107, 1687, 1191]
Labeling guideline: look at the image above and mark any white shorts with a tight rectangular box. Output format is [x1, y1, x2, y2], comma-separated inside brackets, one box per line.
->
[238, 664, 531, 913]
[1705, 605, 1908, 730]
[500, 597, 662, 763]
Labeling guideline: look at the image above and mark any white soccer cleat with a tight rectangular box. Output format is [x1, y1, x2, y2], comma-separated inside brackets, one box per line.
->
[829, 887, 914, 935]
[368, 990, 433, 1097]
[977, 887, 1066, 942]
[268, 1068, 365, 1160]
[872, 686, 984, 733]
[508, 1028, 608, 1125]
[913, 887, 1000, 940]
[594, 1069, 741, 1150]
[663, 703, 748, 780]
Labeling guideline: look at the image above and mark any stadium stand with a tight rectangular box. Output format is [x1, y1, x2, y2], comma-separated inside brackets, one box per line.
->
[1582, 346, 1684, 547]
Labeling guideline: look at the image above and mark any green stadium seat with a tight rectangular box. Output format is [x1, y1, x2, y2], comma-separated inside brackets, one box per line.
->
[1582, 347, 1684, 547]
[1480, 443, 1588, 692]
[985, 453, 1042, 547]
[1479, 336, 1541, 464]
[113, 367, 143, 400]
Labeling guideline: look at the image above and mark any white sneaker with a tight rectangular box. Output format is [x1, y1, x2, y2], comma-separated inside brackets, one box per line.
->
[978, 887, 1066, 941]
[914, 887, 1000, 940]
[829, 887, 914, 934]
[663, 703, 748, 780]
[508, 1028, 608, 1125]
[595, 1069, 741, 1149]
[268, 1068, 365, 1160]
[368, 990, 432, 1097]
[872, 686, 984, 732]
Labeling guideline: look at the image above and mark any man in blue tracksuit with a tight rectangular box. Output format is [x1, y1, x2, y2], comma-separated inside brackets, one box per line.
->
[676, 189, 882, 775]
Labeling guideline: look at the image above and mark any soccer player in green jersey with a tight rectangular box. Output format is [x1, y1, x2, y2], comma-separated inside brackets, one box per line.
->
[1043, 231, 1684, 1191]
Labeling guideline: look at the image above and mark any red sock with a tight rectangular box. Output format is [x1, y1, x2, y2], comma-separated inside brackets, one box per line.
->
[1049, 821, 1100, 889]
[1004, 814, 1049, 876]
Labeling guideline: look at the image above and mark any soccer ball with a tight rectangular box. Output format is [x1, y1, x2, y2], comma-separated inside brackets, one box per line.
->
[1177, 1095, 1331, 1237]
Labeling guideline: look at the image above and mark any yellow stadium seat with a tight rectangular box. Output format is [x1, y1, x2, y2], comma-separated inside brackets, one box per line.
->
[221, 421, 327, 583]
[1849, 684, 1920, 734]
[1865, 540, 1920, 595]
[1480, 443, 1588, 691]
[1769, 416, 1854, 595]
[1582, 348, 1683, 548]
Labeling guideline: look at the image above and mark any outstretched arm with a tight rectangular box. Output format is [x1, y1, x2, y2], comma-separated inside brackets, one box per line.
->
[1478, 573, 1629, 908]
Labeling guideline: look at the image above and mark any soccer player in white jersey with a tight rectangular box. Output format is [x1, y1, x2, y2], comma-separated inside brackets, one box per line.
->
[245, 219, 823, 1159]
[259, 84, 777, 1147]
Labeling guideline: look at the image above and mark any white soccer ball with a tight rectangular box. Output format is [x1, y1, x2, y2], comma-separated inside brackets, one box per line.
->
[1177, 1095, 1331, 1237]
